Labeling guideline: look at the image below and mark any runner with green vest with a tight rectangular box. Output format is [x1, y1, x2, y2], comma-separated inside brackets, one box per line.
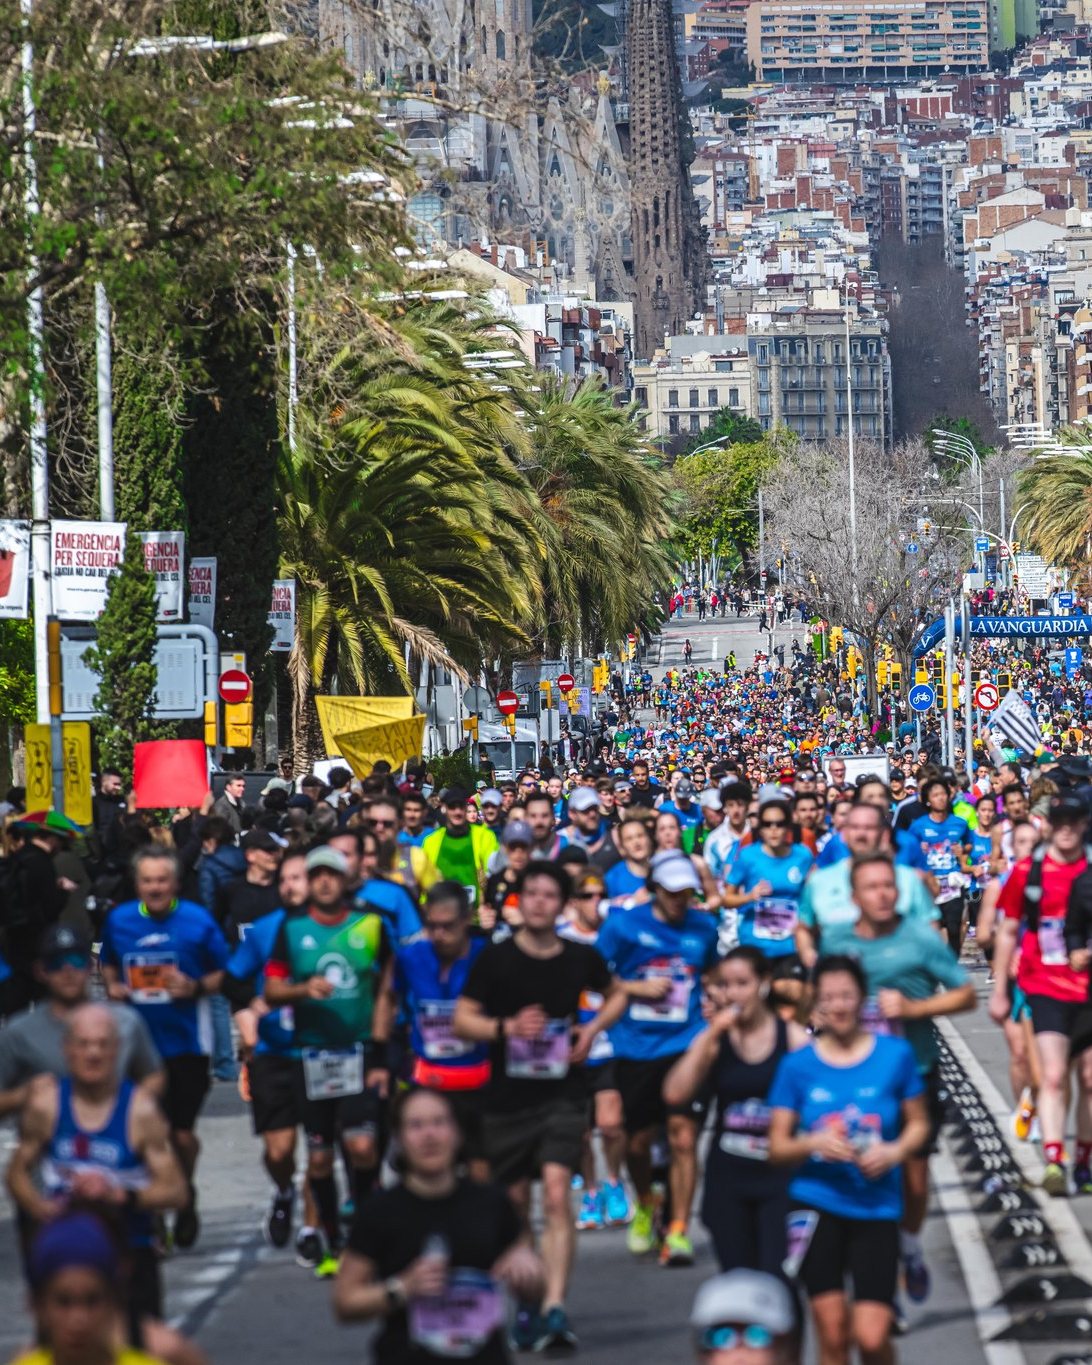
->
[265, 845, 394, 1279]
[422, 787, 499, 913]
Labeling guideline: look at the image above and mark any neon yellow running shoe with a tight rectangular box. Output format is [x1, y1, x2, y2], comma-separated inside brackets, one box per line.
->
[626, 1202, 657, 1255]
[314, 1253, 340, 1280]
[659, 1223, 694, 1267]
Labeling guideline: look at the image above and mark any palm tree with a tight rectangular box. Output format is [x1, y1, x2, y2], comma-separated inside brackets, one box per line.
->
[279, 285, 543, 765]
[515, 376, 681, 656]
[1018, 434, 1092, 574]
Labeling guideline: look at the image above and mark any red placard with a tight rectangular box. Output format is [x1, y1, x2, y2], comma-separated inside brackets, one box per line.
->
[133, 740, 210, 810]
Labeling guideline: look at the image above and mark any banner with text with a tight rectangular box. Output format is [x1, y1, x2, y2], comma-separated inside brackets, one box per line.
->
[188, 557, 216, 629]
[50, 520, 126, 620]
[139, 531, 185, 622]
[0, 520, 31, 619]
[268, 578, 296, 652]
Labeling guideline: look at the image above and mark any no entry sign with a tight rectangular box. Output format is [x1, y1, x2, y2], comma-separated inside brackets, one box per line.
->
[556, 673, 576, 694]
[497, 690, 519, 715]
[218, 669, 252, 704]
[975, 682, 1000, 712]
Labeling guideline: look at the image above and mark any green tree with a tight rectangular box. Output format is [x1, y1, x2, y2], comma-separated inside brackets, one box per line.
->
[83, 533, 162, 782]
[673, 432, 790, 577]
[1018, 434, 1092, 575]
[112, 345, 189, 533]
[680, 407, 764, 454]
[0, 619, 35, 793]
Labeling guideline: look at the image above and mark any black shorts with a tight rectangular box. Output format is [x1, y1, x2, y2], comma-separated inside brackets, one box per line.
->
[444, 1088, 486, 1164]
[614, 1055, 708, 1136]
[586, 1060, 619, 1097]
[292, 1062, 384, 1149]
[162, 1054, 211, 1133]
[125, 1246, 162, 1345]
[249, 1054, 299, 1135]
[798, 1207, 899, 1305]
[916, 1066, 945, 1156]
[482, 1097, 587, 1184]
[1027, 994, 1092, 1055]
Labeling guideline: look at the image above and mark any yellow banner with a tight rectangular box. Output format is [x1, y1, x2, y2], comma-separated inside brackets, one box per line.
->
[332, 715, 427, 778]
[315, 696, 416, 757]
[24, 722, 93, 825]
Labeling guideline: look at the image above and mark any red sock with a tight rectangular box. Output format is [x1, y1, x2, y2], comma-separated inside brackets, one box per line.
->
[1077, 1143, 1092, 1169]
[1044, 1141, 1065, 1166]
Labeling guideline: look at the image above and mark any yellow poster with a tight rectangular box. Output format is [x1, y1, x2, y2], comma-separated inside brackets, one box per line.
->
[24, 722, 93, 826]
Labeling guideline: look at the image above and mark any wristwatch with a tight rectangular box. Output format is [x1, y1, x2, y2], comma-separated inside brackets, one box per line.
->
[495, 1017, 506, 1041]
[384, 1277, 407, 1312]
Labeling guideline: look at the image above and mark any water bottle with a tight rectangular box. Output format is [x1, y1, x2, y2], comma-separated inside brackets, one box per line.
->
[422, 1234, 450, 1271]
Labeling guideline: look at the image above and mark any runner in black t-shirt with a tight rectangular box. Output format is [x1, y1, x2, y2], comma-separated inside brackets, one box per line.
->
[334, 1088, 543, 1364]
[454, 862, 626, 1354]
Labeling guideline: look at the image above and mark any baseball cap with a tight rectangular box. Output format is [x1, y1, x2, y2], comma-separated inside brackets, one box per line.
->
[441, 786, 470, 807]
[502, 819, 534, 847]
[260, 777, 292, 797]
[480, 788, 503, 807]
[698, 788, 723, 811]
[1048, 792, 1088, 824]
[242, 828, 283, 853]
[568, 788, 602, 813]
[305, 846, 349, 876]
[675, 778, 696, 799]
[37, 924, 91, 961]
[690, 1269, 794, 1337]
[649, 850, 701, 893]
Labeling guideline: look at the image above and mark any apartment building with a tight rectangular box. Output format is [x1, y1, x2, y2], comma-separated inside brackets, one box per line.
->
[745, 0, 990, 83]
[633, 342, 755, 439]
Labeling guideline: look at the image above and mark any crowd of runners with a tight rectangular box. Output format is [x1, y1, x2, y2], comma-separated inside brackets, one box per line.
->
[6, 634, 1092, 1365]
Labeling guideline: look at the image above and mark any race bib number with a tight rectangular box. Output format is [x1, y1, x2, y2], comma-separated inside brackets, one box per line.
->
[302, 1044, 365, 1100]
[123, 953, 178, 1004]
[409, 1270, 505, 1358]
[860, 996, 904, 1039]
[506, 1019, 571, 1080]
[1039, 918, 1069, 967]
[630, 967, 694, 1023]
[419, 1001, 473, 1061]
[752, 898, 797, 941]
[719, 1100, 771, 1160]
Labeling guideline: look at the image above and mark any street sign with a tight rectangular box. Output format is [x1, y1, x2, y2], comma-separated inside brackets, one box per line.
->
[25, 721, 93, 825]
[999, 541, 1010, 560]
[905, 542, 920, 556]
[975, 537, 990, 554]
[908, 682, 936, 712]
[496, 689, 519, 715]
[556, 673, 576, 694]
[975, 681, 1000, 711]
[218, 668, 252, 704]
[1059, 591, 1075, 609]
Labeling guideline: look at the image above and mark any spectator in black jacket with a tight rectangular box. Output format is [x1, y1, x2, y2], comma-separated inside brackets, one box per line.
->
[2, 820, 71, 1013]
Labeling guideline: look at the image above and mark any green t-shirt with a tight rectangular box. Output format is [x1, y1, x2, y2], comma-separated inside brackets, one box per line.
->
[429, 829, 482, 904]
[822, 915, 966, 1073]
[269, 909, 389, 1049]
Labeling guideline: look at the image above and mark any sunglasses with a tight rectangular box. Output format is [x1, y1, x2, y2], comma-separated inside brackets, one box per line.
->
[43, 953, 90, 972]
[698, 1324, 775, 1351]
[573, 890, 602, 900]
[760, 819, 788, 829]
[366, 817, 398, 828]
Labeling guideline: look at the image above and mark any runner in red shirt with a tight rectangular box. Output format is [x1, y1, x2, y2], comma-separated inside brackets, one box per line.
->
[990, 793, 1092, 1196]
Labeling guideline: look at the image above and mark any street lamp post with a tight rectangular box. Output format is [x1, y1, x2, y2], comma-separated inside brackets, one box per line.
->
[844, 292, 859, 600]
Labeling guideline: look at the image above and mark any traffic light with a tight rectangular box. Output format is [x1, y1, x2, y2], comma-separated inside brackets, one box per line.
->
[847, 646, 861, 679]
[539, 681, 553, 710]
[997, 672, 1011, 696]
[46, 617, 62, 719]
[829, 626, 844, 649]
[204, 701, 219, 749]
[462, 716, 479, 740]
[890, 663, 902, 694]
[224, 701, 253, 749]
[503, 714, 516, 735]
[929, 654, 944, 690]
[876, 660, 890, 686]
[914, 668, 928, 686]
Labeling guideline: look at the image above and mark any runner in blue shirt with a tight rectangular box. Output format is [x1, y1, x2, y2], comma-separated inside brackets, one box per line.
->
[101, 846, 230, 1252]
[768, 955, 928, 1365]
[596, 851, 719, 1268]
[907, 776, 972, 951]
[723, 799, 813, 974]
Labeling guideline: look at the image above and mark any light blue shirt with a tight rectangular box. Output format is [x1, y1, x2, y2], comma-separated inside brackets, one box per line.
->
[798, 862, 938, 936]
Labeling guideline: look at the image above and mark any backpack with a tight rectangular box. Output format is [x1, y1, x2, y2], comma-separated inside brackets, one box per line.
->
[1022, 843, 1092, 932]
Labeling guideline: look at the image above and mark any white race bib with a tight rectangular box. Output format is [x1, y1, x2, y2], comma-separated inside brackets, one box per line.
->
[505, 1020, 571, 1079]
[302, 1044, 364, 1100]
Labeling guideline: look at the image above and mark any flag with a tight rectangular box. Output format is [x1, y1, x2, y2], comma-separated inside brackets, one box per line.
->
[987, 690, 1044, 756]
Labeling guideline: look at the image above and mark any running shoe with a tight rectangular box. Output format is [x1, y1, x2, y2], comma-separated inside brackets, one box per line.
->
[533, 1305, 578, 1355]
[659, 1224, 694, 1267]
[265, 1189, 294, 1249]
[903, 1252, 931, 1303]
[314, 1253, 340, 1280]
[626, 1202, 657, 1256]
[1013, 1090, 1036, 1142]
[173, 1198, 200, 1251]
[569, 1174, 585, 1192]
[892, 1296, 909, 1336]
[575, 1191, 604, 1231]
[1075, 1164, 1092, 1195]
[509, 1305, 540, 1352]
[603, 1180, 632, 1226]
[1042, 1161, 1069, 1197]
[295, 1227, 323, 1269]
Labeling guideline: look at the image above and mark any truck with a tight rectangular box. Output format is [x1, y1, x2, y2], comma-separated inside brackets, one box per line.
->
[476, 720, 539, 782]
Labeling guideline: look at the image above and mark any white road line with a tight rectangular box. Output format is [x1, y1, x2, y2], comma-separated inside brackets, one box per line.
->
[931, 1139, 1026, 1365]
[938, 1017, 1092, 1282]
[710, 638, 718, 660]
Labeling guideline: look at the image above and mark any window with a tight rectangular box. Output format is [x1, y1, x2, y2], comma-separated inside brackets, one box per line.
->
[668, 388, 679, 407]
[689, 388, 699, 407]
[689, 414, 701, 432]
[729, 387, 739, 406]
[708, 388, 718, 406]
[495, 29, 505, 57]
[635, 386, 648, 405]
[668, 415, 680, 434]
